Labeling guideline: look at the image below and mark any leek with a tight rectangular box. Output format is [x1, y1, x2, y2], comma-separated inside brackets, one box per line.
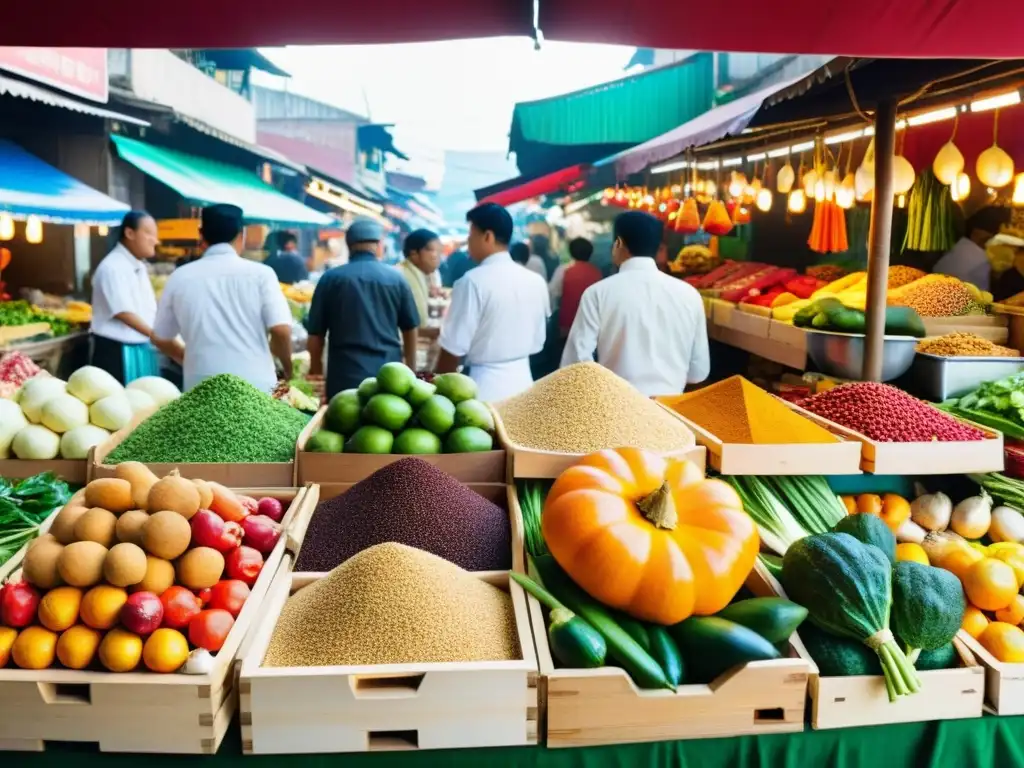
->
[766, 476, 847, 535]
[726, 476, 808, 555]
[517, 480, 551, 558]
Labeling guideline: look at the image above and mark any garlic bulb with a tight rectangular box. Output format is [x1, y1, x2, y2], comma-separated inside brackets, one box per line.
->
[895, 518, 926, 544]
[182, 648, 215, 675]
[977, 144, 1015, 188]
[911, 490, 952, 531]
[933, 141, 965, 186]
[777, 163, 795, 194]
[950, 490, 992, 540]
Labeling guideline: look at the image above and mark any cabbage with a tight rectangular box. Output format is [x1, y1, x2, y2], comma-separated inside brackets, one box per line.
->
[67, 366, 123, 405]
[19, 377, 67, 423]
[90, 394, 133, 431]
[124, 388, 157, 415]
[40, 393, 89, 434]
[60, 424, 111, 459]
[12, 424, 60, 459]
[126, 376, 180, 407]
[0, 398, 28, 458]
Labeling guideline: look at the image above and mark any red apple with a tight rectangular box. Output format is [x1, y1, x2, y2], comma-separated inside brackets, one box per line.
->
[120, 591, 164, 636]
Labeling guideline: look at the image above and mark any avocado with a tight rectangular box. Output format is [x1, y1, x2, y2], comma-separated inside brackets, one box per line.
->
[306, 429, 344, 454]
[345, 426, 394, 454]
[433, 372, 477, 404]
[445, 426, 494, 453]
[454, 399, 495, 432]
[393, 428, 442, 455]
[377, 362, 416, 397]
[324, 389, 362, 435]
[362, 394, 413, 432]
[416, 394, 456, 435]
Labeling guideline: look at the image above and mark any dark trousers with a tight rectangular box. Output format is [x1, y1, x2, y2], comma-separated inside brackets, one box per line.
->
[91, 335, 129, 384]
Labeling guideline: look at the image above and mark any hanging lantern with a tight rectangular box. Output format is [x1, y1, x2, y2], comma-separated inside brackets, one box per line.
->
[933, 141, 965, 186]
[25, 216, 43, 244]
[835, 174, 856, 209]
[777, 163, 795, 194]
[951, 172, 971, 202]
[1013, 174, 1024, 207]
[813, 179, 826, 203]
[823, 170, 837, 201]
[788, 189, 807, 214]
[755, 187, 773, 212]
[854, 164, 874, 201]
[0, 213, 14, 241]
[728, 172, 747, 199]
[978, 145, 1015, 188]
[892, 156, 916, 195]
[802, 168, 818, 197]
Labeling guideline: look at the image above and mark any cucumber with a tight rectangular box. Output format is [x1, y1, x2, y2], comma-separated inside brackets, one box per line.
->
[671, 616, 781, 684]
[716, 597, 808, 645]
[532, 555, 673, 690]
[509, 573, 606, 669]
[613, 612, 651, 653]
[647, 626, 685, 686]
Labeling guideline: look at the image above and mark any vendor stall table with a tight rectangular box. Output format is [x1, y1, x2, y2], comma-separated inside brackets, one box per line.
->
[10, 714, 1024, 767]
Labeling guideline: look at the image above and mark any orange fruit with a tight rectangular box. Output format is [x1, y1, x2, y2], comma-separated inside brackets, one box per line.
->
[98, 628, 142, 672]
[38, 586, 83, 632]
[964, 558, 1019, 612]
[80, 585, 128, 630]
[962, 605, 990, 639]
[896, 543, 929, 566]
[880, 494, 911, 532]
[142, 628, 190, 673]
[56, 625, 102, 670]
[997, 594, 1024, 626]
[990, 550, 1024, 589]
[856, 494, 883, 516]
[11, 626, 57, 669]
[0, 626, 17, 666]
[942, 548, 984, 580]
[841, 495, 857, 515]
[979, 621, 1024, 663]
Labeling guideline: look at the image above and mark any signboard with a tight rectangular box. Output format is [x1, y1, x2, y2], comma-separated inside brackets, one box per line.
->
[0, 47, 108, 103]
[157, 218, 200, 242]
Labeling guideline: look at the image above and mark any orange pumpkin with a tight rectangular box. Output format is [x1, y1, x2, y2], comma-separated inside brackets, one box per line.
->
[541, 448, 759, 625]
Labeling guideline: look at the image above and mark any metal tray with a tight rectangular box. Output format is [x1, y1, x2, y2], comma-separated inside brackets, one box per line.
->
[912, 352, 1024, 402]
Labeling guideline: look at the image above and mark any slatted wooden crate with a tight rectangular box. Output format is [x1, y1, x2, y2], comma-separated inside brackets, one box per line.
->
[958, 632, 1024, 715]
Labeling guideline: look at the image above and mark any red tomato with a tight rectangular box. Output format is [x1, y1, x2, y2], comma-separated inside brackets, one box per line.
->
[160, 586, 202, 630]
[197, 588, 212, 607]
[207, 580, 250, 617]
[189, 609, 235, 652]
[225, 546, 263, 586]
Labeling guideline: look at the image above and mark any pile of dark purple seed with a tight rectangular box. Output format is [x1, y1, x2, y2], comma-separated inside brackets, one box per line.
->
[295, 457, 511, 572]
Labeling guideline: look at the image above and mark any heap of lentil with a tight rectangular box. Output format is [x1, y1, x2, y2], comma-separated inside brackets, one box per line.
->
[495, 362, 696, 453]
[106, 374, 308, 463]
[797, 382, 985, 443]
[916, 332, 1020, 358]
[295, 458, 510, 572]
[890, 276, 976, 317]
[263, 543, 519, 667]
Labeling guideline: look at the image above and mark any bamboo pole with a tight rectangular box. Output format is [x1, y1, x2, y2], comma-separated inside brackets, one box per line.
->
[862, 99, 897, 382]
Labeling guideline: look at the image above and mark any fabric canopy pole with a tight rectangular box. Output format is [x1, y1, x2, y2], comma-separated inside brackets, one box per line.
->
[863, 99, 897, 382]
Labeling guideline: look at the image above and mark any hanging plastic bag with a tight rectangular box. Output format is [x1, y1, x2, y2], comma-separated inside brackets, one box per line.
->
[702, 200, 734, 236]
[675, 198, 700, 234]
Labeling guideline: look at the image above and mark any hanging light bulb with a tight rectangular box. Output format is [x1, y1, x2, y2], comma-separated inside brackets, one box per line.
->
[98, 225, 109, 236]
[755, 187, 773, 212]
[803, 168, 818, 197]
[1013, 174, 1024, 207]
[951, 172, 971, 202]
[814, 179, 826, 203]
[728, 172, 747, 199]
[25, 216, 43, 244]
[896, 194, 907, 209]
[0, 213, 14, 241]
[823, 170, 837, 201]
[788, 189, 807, 214]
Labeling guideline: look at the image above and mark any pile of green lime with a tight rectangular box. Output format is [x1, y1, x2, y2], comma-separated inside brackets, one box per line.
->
[305, 364, 495, 455]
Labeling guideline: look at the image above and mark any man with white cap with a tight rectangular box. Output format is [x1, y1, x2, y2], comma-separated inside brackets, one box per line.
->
[306, 217, 420, 399]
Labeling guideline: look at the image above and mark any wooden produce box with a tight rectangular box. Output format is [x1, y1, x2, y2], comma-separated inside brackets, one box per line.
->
[958, 632, 1024, 715]
[88, 410, 297, 487]
[787, 400, 1005, 475]
[525, 563, 809, 748]
[238, 567, 539, 754]
[295, 406, 506, 486]
[751, 561, 984, 730]
[713, 299, 771, 339]
[0, 487, 315, 754]
[656, 399, 862, 476]
[0, 459, 87, 484]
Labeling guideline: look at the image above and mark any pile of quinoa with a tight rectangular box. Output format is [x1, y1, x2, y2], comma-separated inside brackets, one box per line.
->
[295, 457, 511, 572]
[106, 374, 309, 464]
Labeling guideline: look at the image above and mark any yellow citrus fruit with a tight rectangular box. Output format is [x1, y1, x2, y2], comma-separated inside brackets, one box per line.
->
[80, 585, 128, 630]
[979, 621, 1024, 663]
[990, 550, 1024, 589]
[56, 625, 102, 670]
[895, 543, 929, 566]
[98, 628, 142, 673]
[964, 558, 1020, 612]
[11, 626, 58, 669]
[962, 605, 990, 639]
[841, 495, 857, 515]
[38, 586, 83, 632]
[0, 626, 17, 666]
[997, 594, 1024, 626]
[939, 546, 984, 579]
[989, 542, 1024, 558]
[142, 628, 190, 673]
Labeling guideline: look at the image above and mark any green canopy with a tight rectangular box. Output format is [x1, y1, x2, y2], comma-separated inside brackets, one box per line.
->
[111, 135, 332, 227]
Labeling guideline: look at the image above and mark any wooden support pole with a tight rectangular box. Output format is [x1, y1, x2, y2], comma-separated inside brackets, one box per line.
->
[862, 99, 898, 382]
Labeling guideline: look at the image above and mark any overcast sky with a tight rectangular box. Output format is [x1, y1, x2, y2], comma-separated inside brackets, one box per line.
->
[257, 38, 636, 185]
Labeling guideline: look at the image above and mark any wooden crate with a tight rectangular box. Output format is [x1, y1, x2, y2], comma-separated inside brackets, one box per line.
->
[0, 486, 315, 754]
[957, 632, 1024, 715]
[238, 567, 539, 754]
[750, 561, 984, 730]
[526, 564, 810, 748]
[787, 399, 1005, 474]
[295, 406, 506, 485]
[88, 409, 297, 487]
[0, 459, 87, 484]
[713, 300, 771, 339]
[656, 398, 862, 476]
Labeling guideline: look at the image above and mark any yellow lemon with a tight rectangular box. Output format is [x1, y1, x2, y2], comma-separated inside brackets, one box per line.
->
[895, 543, 929, 566]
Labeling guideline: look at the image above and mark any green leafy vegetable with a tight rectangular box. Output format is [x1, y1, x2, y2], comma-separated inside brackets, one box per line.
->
[0, 472, 72, 567]
[517, 480, 551, 559]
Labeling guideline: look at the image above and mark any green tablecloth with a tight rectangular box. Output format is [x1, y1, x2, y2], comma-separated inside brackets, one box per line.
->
[14, 715, 1024, 767]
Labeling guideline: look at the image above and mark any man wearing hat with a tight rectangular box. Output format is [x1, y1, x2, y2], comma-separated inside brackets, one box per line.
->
[306, 217, 420, 399]
[152, 204, 294, 392]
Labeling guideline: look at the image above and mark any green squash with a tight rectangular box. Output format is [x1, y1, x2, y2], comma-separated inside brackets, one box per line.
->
[833, 513, 897, 563]
[890, 561, 966, 658]
[914, 642, 959, 671]
[799, 622, 882, 677]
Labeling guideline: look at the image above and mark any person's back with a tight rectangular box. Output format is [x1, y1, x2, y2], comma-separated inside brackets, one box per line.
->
[556, 238, 601, 335]
[265, 250, 309, 285]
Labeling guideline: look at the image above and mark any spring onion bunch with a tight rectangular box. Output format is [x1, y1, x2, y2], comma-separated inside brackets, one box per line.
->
[517, 480, 552, 558]
[726, 476, 808, 555]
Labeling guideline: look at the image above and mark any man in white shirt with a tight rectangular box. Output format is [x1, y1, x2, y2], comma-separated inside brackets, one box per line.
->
[153, 204, 293, 393]
[436, 203, 550, 402]
[91, 211, 182, 383]
[562, 210, 710, 396]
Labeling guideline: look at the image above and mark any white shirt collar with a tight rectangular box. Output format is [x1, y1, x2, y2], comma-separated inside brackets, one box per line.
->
[204, 243, 239, 259]
[618, 257, 658, 273]
[112, 242, 145, 273]
[480, 252, 511, 268]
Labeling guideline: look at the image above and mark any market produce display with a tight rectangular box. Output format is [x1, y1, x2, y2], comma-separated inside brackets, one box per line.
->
[0, 300, 76, 337]
[0, 473, 72, 568]
[942, 373, 1024, 440]
[106, 374, 307, 464]
[306, 363, 494, 455]
[798, 382, 986, 442]
[668, 244, 718, 276]
[1, 367, 181, 461]
[263, 542, 518, 667]
[294, 457, 510, 572]
[889, 275, 984, 317]
[0, 469, 279, 672]
[495, 363, 695, 454]
[791, 297, 925, 337]
[917, 332, 1020, 358]
[662, 376, 840, 445]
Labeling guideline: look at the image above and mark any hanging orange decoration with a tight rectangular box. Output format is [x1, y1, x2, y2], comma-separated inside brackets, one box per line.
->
[703, 200, 734, 236]
[675, 198, 701, 234]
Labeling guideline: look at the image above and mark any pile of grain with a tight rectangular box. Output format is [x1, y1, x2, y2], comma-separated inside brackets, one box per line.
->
[294, 458, 510, 572]
[495, 363, 695, 454]
[916, 332, 1020, 358]
[263, 543, 519, 667]
[107, 374, 308, 464]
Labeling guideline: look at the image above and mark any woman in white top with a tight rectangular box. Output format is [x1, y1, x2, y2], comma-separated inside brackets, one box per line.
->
[90, 211, 182, 383]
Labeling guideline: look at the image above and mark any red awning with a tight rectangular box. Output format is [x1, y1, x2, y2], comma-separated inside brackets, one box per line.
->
[477, 165, 587, 208]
